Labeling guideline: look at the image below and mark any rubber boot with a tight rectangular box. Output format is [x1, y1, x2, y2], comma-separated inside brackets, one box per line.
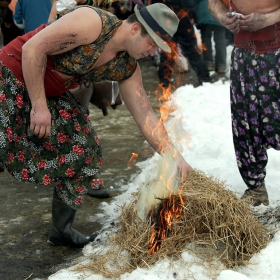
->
[241, 181, 269, 206]
[47, 188, 98, 248]
[87, 176, 111, 199]
[87, 187, 110, 198]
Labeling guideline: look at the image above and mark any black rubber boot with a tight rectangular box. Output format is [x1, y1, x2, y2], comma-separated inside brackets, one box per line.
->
[87, 176, 111, 199]
[87, 187, 111, 198]
[48, 188, 98, 248]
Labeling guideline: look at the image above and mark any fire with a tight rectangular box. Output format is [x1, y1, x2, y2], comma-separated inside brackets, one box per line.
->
[177, 9, 189, 20]
[159, 103, 170, 123]
[148, 193, 184, 254]
[202, 42, 207, 52]
[134, 8, 194, 253]
[158, 83, 172, 102]
[127, 152, 138, 169]
[135, 149, 185, 253]
[136, 89, 185, 253]
[135, 34, 189, 251]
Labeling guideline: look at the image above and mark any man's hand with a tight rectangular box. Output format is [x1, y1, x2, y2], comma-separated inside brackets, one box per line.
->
[221, 12, 241, 34]
[174, 151, 193, 181]
[29, 105, 52, 138]
[239, 13, 266, 32]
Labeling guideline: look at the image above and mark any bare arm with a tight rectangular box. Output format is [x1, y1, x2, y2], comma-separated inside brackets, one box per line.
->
[119, 65, 193, 177]
[48, 0, 58, 22]
[240, 7, 280, 32]
[208, 0, 240, 34]
[22, 7, 102, 138]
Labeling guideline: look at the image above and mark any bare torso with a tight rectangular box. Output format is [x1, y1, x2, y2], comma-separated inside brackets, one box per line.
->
[232, 0, 280, 14]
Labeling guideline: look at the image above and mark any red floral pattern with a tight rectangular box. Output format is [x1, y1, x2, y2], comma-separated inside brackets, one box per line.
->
[0, 66, 103, 210]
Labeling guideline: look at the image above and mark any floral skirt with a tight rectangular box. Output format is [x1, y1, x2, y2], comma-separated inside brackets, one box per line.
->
[0, 64, 103, 209]
[230, 48, 280, 188]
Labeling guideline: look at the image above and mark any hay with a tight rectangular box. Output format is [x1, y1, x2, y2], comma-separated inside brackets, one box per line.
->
[76, 170, 270, 278]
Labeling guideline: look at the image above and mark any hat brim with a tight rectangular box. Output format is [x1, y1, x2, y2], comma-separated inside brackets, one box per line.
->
[134, 5, 171, 53]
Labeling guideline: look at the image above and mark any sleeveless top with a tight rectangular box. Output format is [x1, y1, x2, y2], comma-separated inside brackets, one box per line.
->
[0, 6, 137, 97]
[51, 6, 137, 87]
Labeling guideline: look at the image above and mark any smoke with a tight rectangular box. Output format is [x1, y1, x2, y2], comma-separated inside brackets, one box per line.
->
[135, 150, 181, 220]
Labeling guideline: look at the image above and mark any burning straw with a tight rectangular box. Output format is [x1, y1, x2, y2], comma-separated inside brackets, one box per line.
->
[76, 169, 270, 278]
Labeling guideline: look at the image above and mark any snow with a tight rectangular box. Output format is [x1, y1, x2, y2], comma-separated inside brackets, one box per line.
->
[49, 46, 280, 279]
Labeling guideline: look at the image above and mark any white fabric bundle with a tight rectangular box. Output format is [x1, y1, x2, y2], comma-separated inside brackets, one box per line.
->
[56, 0, 77, 12]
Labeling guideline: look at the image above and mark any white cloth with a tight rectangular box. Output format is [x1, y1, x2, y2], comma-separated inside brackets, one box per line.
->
[56, 0, 76, 12]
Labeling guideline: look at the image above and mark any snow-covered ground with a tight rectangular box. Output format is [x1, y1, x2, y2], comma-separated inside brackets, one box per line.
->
[49, 46, 280, 279]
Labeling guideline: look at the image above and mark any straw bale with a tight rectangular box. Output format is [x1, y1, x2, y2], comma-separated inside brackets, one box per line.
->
[76, 169, 271, 278]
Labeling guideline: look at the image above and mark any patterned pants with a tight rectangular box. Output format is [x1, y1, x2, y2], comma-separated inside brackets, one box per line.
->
[0, 64, 103, 210]
[230, 48, 280, 189]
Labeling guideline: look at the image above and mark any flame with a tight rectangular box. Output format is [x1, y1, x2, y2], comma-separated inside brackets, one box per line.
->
[158, 83, 172, 102]
[127, 152, 138, 169]
[134, 7, 194, 253]
[148, 193, 184, 254]
[177, 9, 189, 20]
[194, 44, 202, 55]
[160, 104, 170, 123]
[202, 42, 207, 52]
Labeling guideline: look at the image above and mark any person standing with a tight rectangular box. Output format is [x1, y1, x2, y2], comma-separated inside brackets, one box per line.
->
[153, 0, 209, 87]
[208, 0, 280, 206]
[13, 0, 52, 33]
[194, 0, 227, 74]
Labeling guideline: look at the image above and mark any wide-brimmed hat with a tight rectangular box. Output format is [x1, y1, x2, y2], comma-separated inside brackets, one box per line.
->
[134, 3, 179, 53]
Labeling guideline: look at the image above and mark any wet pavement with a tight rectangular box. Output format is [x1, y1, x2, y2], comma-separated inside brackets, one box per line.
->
[0, 57, 208, 280]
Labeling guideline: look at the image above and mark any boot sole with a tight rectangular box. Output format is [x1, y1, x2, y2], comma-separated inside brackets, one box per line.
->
[48, 231, 99, 248]
[47, 236, 90, 248]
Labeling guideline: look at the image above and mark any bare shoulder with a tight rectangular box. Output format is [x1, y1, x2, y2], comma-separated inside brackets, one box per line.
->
[58, 6, 102, 29]
[233, 0, 280, 14]
[24, 7, 103, 55]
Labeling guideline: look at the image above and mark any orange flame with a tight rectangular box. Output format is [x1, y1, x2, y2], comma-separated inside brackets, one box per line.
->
[127, 152, 138, 169]
[148, 192, 185, 254]
[177, 9, 189, 20]
[160, 104, 170, 123]
[158, 84, 172, 102]
[202, 42, 207, 52]
[144, 8, 193, 254]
